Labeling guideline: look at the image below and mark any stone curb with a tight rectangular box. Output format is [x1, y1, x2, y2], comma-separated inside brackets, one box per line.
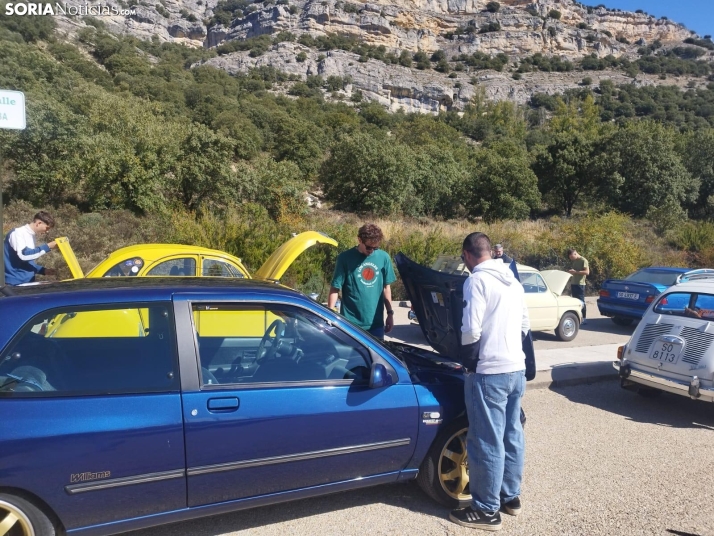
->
[527, 361, 618, 390]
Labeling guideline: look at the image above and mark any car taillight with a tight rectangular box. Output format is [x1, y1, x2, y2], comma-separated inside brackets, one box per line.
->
[599, 290, 610, 298]
[617, 345, 625, 360]
[645, 295, 655, 304]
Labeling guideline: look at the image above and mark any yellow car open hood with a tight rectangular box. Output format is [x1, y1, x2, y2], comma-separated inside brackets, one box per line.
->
[56, 237, 85, 279]
[254, 231, 338, 281]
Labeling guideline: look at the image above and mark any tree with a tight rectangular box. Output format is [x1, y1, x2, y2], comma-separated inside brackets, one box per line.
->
[319, 133, 418, 215]
[679, 129, 714, 218]
[533, 131, 604, 216]
[461, 140, 540, 222]
[602, 121, 699, 217]
[486, 1, 500, 13]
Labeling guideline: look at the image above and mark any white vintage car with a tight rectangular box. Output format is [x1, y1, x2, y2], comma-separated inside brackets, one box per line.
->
[420, 256, 584, 341]
[615, 272, 714, 402]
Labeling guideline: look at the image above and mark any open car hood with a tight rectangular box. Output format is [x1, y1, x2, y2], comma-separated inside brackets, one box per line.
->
[254, 231, 338, 281]
[395, 252, 536, 381]
[540, 270, 572, 296]
[56, 237, 84, 279]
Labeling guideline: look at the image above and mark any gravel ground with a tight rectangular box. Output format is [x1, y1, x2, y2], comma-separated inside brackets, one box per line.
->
[127, 380, 714, 536]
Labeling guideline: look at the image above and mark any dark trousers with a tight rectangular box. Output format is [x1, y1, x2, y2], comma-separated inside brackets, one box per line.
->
[571, 284, 586, 319]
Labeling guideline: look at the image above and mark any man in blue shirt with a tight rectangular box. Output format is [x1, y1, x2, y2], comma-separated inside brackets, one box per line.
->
[4, 211, 57, 285]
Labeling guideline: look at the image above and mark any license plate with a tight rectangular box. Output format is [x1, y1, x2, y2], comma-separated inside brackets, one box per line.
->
[649, 341, 682, 364]
[617, 291, 639, 300]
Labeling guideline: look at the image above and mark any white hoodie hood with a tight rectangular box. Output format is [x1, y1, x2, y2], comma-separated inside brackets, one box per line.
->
[461, 259, 530, 375]
[473, 259, 517, 286]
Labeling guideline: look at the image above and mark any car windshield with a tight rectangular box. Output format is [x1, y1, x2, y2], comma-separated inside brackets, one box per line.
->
[653, 292, 714, 321]
[625, 270, 682, 286]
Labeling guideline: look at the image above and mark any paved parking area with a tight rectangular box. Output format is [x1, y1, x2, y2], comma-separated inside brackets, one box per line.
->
[128, 381, 714, 536]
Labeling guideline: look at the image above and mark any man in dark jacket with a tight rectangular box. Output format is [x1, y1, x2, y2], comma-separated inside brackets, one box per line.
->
[493, 243, 513, 264]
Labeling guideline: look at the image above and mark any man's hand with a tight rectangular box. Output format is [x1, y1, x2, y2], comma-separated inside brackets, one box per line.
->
[47, 241, 57, 249]
[568, 268, 576, 274]
[385, 314, 394, 334]
[44, 268, 56, 276]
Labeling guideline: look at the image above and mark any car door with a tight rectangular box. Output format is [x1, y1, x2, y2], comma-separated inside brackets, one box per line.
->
[0, 302, 185, 531]
[176, 294, 419, 507]
[521, 272, 558, 330]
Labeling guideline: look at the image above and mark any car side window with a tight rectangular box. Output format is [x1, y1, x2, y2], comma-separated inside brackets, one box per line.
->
[193, 304, 371, 387]
[521, 273, 547, 293]
[103, 257, 144, 277]
[202, 259, 243, 278]
[147, 258, 197, 276]
[0, 304, 179, 397]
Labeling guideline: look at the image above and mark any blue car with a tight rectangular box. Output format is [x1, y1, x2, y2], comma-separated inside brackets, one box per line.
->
[597, 267, 692, 326]
[0, 277, 534, 536]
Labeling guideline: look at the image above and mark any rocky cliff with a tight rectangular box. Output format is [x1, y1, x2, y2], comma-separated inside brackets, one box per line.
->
[54, 0, 708, 112]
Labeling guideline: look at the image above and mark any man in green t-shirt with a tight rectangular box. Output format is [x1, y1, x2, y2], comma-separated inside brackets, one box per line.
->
[328, 223, 397, 339]
[566, 248, 589, 325]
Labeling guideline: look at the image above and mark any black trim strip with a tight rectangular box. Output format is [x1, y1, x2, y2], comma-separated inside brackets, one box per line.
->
[188, 438, 412, 477]
[65, 469, 186, 495]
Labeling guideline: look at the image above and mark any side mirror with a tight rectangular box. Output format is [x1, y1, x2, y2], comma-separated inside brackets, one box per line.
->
[369, 363, 393, 389]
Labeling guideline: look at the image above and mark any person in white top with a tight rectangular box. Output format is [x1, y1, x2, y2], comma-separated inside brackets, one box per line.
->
[449, 232, 530, 532]
[3, 211, 57, 286]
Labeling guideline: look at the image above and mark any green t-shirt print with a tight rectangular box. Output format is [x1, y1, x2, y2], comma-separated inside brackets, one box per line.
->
[331, 247, 397, 330]
[568, 257, 589, 286]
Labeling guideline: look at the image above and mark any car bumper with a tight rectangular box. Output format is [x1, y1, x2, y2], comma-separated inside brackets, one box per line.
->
[613, 361, 714, 402]
[597, 299, 646, 319]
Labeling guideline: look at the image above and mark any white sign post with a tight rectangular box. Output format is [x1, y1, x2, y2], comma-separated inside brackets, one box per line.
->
[0, 89, 26, 288]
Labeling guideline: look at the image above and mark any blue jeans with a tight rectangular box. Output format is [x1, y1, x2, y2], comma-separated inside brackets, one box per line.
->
[571, 284, 586, 319]
[465, 370, 526, 513]
[368, 326, 385, 339]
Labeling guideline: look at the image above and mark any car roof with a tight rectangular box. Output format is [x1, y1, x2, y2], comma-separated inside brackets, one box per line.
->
[666, 279, 714, 293]
[100, 244, 243, 263]
[1, 277, 292, 301]
[635, 267, 690, 274]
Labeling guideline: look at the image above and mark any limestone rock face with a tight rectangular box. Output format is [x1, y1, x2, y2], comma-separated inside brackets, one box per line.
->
[53, 0, 704, 111]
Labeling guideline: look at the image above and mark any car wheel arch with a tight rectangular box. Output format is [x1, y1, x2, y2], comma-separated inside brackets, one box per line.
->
[0, 486, 63, 533]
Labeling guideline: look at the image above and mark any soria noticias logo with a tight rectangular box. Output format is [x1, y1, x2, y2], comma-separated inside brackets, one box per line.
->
[5, 2, 136, 16]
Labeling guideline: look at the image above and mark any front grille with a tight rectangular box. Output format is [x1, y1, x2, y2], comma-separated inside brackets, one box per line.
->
[680, 327, 714, 367]
[635, 323, 674, 354]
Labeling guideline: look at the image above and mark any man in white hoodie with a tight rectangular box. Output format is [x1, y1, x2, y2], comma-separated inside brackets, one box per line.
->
[449, 232, 530, 532]
[3, 211, 57, 286]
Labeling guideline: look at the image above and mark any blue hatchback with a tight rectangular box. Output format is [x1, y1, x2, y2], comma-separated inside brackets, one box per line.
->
[596, 267, 691, 326]
[0, 277, 533, 536]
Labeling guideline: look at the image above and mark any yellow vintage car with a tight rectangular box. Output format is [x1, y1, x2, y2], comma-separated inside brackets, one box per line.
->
[56, 231, 337, 282]
[47, 232, 338, 339]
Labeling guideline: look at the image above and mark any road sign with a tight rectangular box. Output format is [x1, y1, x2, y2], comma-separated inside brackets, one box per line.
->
[0, 89, 26, 287]
[0, 90, 25, 130]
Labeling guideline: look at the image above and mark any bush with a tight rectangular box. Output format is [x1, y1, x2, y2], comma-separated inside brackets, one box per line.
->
[485, 1, 500, 13]
[581, 76, 592, 85]
[548, 9, 561, 20]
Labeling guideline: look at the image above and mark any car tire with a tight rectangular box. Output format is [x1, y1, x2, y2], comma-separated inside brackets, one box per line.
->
[0, 493, 56, 536]
[555, 312, 579, 342]
[612, 317, 634, 327]
[417, 417, 471, 509]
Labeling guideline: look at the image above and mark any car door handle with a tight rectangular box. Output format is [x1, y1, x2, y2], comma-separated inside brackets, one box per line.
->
[207, 397, 240, 411]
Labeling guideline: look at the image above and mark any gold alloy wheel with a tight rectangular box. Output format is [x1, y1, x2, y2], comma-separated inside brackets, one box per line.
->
[0, 499, 34, 536]
[438, 427, 470, 501]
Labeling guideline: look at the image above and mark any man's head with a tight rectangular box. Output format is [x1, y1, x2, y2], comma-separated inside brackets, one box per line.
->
[30, 211, 55, 234]
[567, 248, 579, 261]
[357, 223, 384, 256]
[462, 232, 492, 271]
[494, 244, 504, 258]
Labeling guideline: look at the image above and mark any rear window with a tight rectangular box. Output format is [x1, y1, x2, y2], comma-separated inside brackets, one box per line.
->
[626, 270, 682, 286]
[653, 292, 714, 320]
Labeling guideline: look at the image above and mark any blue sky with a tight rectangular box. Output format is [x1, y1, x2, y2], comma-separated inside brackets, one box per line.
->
[601, 0, 714, 38]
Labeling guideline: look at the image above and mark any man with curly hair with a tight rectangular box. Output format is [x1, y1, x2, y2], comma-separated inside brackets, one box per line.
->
[328, 224, 396, 339]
